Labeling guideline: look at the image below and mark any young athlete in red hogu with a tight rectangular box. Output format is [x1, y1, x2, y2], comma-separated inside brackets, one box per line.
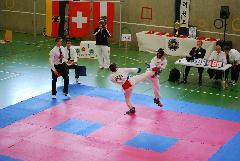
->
[109, 63, 159, 115]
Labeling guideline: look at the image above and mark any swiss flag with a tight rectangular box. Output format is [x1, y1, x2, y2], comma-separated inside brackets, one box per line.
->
[69, 1, 90, 38]
[93, 2, 114, 35]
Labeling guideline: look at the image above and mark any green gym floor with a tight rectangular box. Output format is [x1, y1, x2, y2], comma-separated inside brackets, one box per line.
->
[0, 31, 239, 110]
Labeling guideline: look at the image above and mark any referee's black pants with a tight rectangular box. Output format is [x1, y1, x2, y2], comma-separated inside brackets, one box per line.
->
[68, 64, 80, 78]
[184, 66, 204, 82]
[231, 64, 240, 82]
[207, 69, 225, 80]
[51, 63, 69, 95]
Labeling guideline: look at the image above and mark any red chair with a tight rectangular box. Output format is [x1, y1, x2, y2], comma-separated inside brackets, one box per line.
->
[179, 35, 188, 38]
[166, 33, 175, 37]
[156, 32, 166, 36]
[206, 37, 217, 41]
[196, 36, 206, 40]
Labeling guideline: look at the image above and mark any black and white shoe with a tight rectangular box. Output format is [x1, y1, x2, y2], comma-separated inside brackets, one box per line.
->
[232, 81, 236, 86]
[125, 107, 135, 115]
[76, 78, 80, 84]
[154, 98, 159, 104]
[154, 98, 163, 107]
[63, 93, 71, 98]
[183, 80, 187, 84]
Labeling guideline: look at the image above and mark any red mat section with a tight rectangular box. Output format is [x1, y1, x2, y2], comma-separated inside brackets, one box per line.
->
[0, 95, 240, 161]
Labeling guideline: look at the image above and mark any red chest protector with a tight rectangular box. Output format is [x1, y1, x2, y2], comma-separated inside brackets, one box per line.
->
[122, 80, 132, 90]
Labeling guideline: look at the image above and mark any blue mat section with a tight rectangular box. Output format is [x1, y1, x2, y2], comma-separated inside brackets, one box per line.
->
[208, 131, 240, 161]
[53, 118, 103, 136]
[126, 132, 178, 153]
[0, 84, 240, 128]
[0, 85, 95, 128]
[0, 155, 21, 161]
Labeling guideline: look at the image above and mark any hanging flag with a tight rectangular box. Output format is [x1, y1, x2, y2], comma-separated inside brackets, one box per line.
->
[51, 1, 60, 37]
[46, 0, 60, 37]
[175, 0, 191, 35]
[46, 0, 68, 37]
[68, 1, 91, 38]
[93, 2, 114, 35]
[58, 1, 67, 37]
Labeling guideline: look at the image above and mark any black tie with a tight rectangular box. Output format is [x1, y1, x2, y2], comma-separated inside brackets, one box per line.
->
[59, 48, 63, 63]
[68, 48, 71, 61]
[226, 54, 230, 64]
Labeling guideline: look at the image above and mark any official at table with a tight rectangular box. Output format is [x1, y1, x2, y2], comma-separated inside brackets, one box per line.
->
[183, 40, 206, 85]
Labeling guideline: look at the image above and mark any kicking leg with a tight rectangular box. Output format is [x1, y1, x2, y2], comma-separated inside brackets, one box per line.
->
[130, 71, 154, 86]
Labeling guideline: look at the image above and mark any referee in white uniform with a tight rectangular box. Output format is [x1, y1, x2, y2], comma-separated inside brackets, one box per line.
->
[224, 46, 240, 85]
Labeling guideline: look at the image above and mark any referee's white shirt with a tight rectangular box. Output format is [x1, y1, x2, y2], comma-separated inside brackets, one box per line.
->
[229, 49, 240, 65]
[49, 46, 65, 71]
[208, 51, 227, 65]
[63, 46, 78, 63]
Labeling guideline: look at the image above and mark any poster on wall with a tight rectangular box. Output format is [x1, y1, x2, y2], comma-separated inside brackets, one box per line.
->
[179, 0, 190, 28]
[175, 0, 191, 35]
[121, 34, 132, 42]
[189, 26, 197, 38]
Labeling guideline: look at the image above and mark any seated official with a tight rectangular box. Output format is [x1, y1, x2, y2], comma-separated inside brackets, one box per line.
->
[224, 46, 240, 85]
[184, 40, 206, 85]
[49, 37, 70, 99]
[207, 45, 227, 80]
[64, 39, 81, 84]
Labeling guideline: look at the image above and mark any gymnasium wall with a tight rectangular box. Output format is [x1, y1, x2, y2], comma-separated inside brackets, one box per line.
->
[0, 0, 239, 50]
[0, 0, 45, 34]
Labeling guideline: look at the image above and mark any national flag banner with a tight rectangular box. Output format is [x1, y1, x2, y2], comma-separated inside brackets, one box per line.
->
[51, 1, 60, 37]
[46, 0, 60, 37]
[69, 1, 91, 38]
[46, 0, 68, 37]
[93, 2, 114, 35]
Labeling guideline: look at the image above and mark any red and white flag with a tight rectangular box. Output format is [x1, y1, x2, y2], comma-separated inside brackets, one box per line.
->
[51, 1, 60, 37]
[93, 2, 114, 35]
[69, 1, 90, 38]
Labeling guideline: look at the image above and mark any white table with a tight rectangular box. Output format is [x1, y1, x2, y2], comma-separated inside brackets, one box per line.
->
[136, 31, 217, 57]
[175, 59, 232, 89]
